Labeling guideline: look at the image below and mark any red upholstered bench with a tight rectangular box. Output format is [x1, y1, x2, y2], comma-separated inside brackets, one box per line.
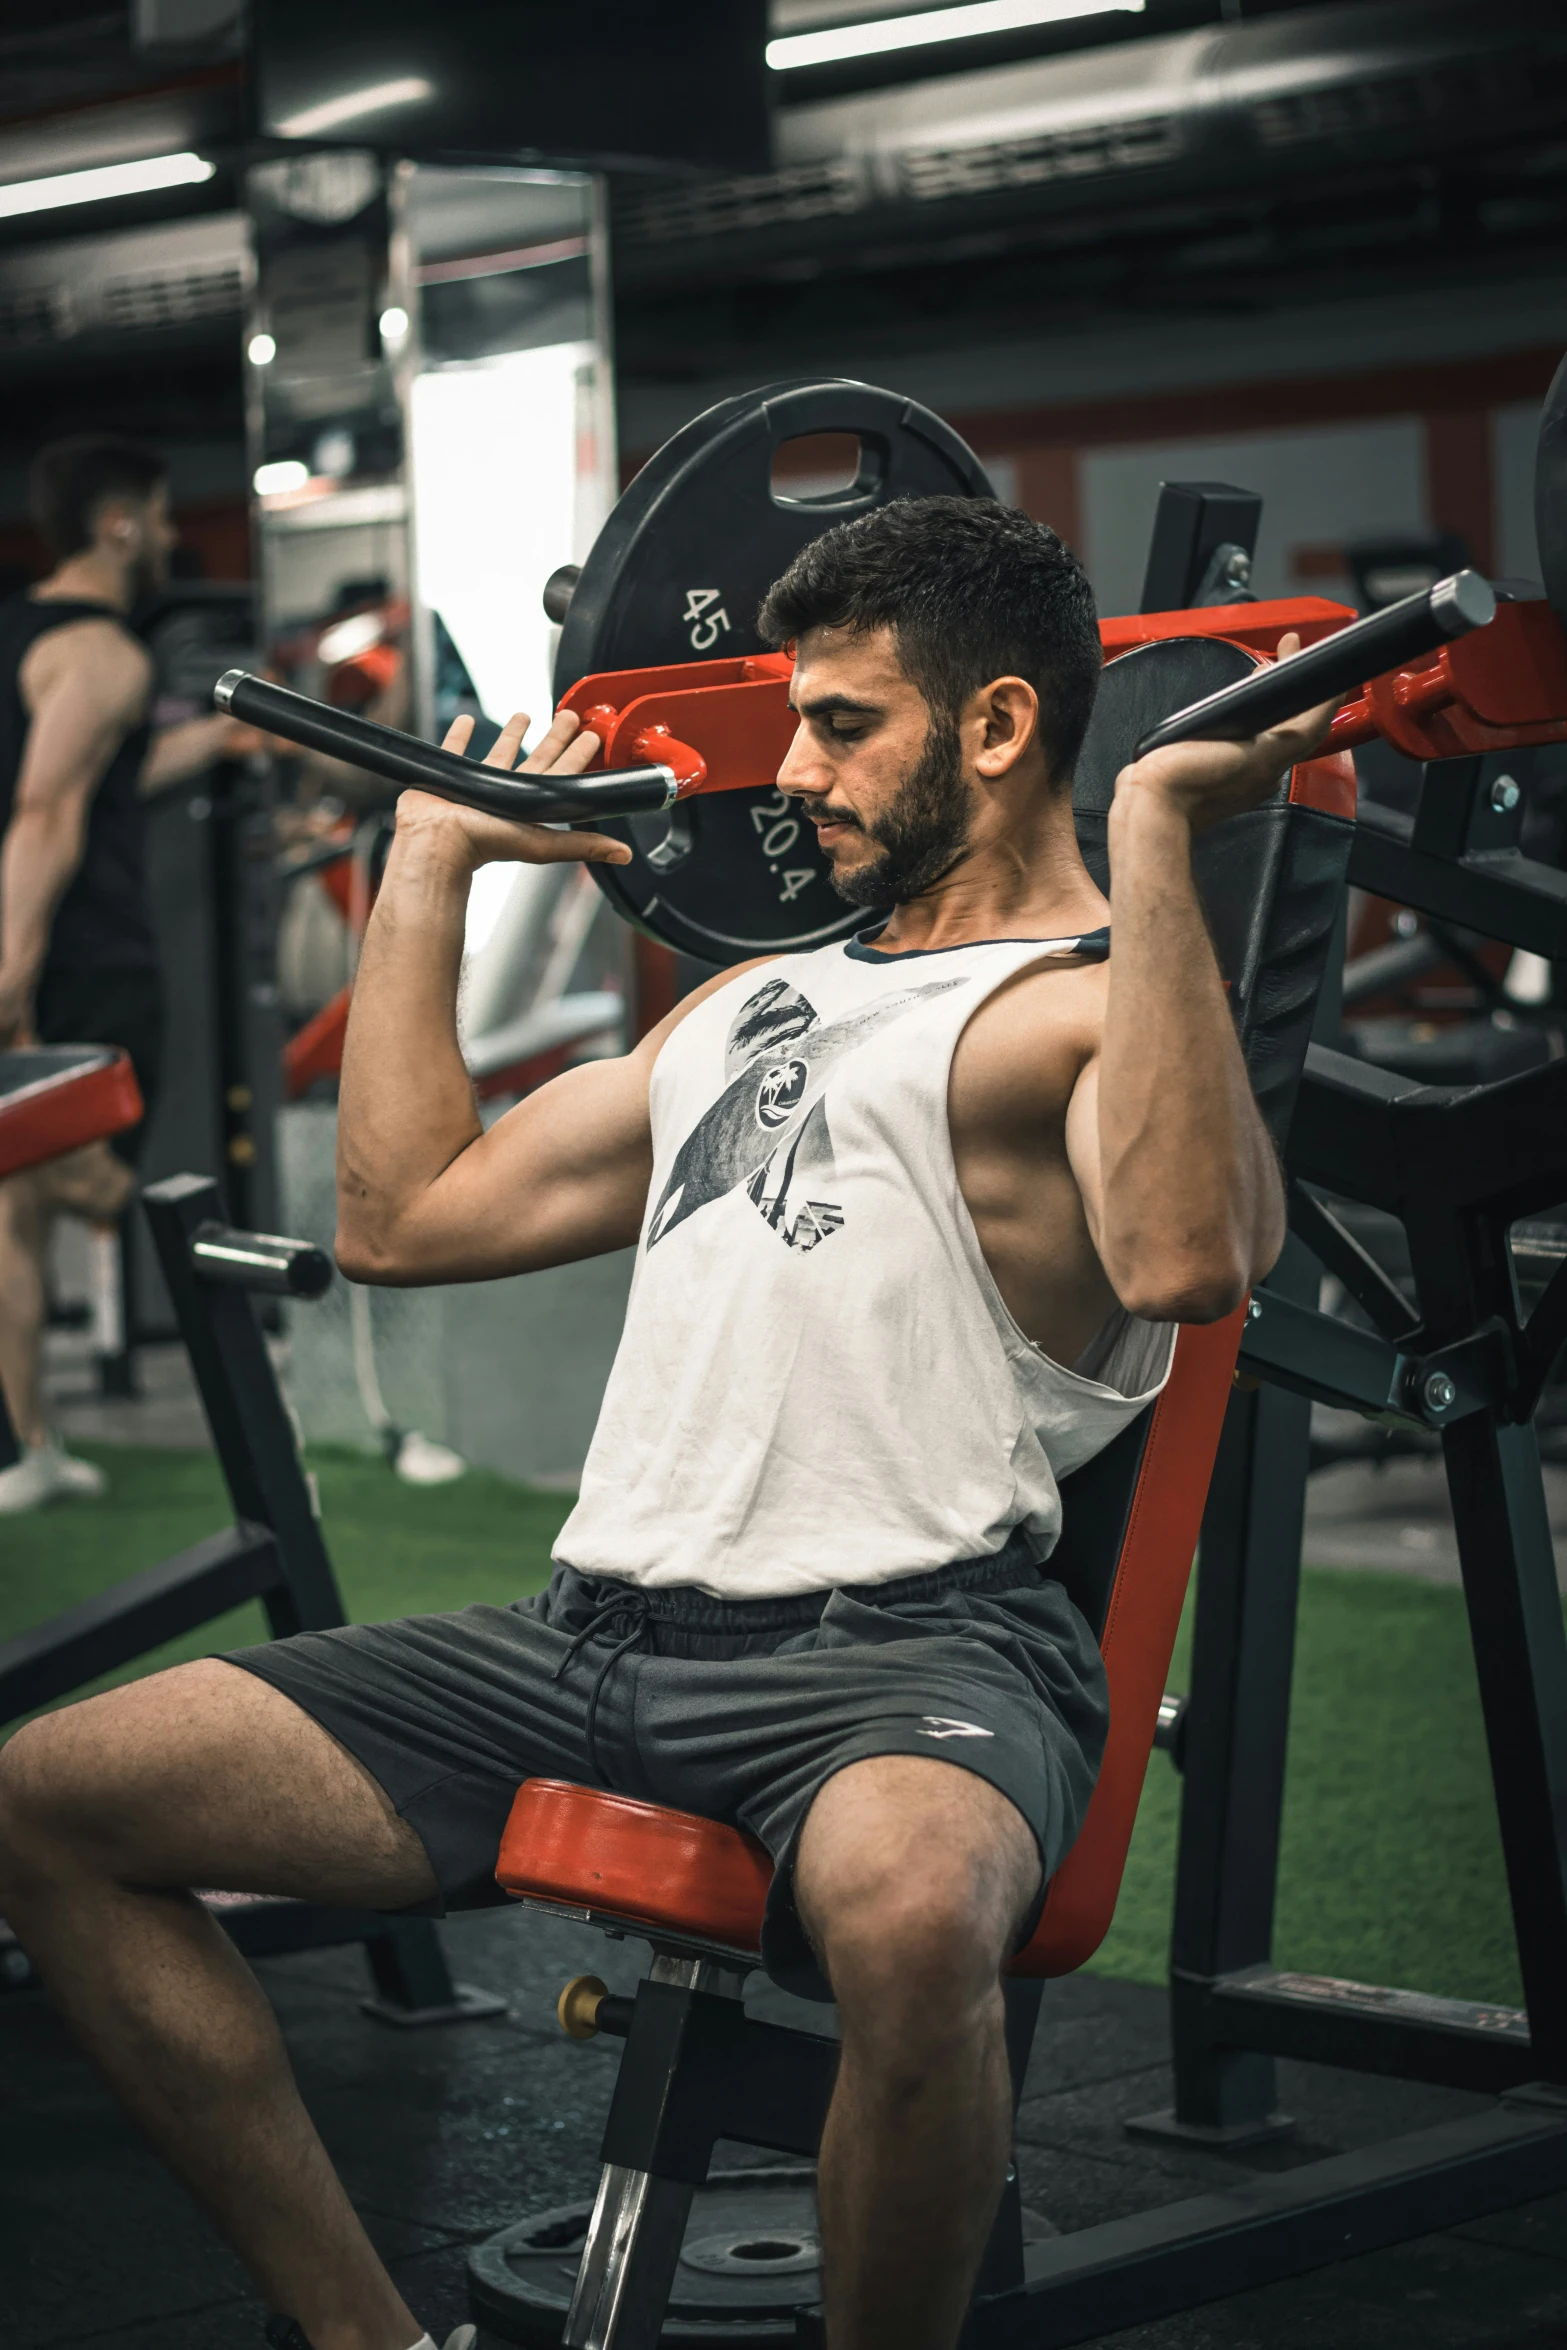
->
[0, 1046, 143, 1183]
[497, 1319, 1237, 1984]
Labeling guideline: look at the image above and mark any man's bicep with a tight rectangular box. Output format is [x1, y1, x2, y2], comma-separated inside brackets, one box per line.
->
[393, 1048, 657, 1279]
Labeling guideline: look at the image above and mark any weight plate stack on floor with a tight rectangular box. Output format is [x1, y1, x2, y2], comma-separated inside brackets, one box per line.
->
[470, 2163, 1050, 2345]
[552, 378, 995, 964]
[470, 2166, 820, 2347]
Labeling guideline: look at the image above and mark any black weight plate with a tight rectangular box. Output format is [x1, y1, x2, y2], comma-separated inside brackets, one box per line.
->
[1537, 347, 1567, 630]
[469, 2163, 1054, 2345]
[1072, 635, 1265, 895]
[557, 378, 994, 965]
[469, 2166, 819, 2345]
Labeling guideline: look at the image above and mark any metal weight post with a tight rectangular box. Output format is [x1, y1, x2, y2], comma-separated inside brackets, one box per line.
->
[0, 1173, 501, 2026]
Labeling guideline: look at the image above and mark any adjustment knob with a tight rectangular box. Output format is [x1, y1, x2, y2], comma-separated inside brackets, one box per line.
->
[558, 1973, 608, 2039]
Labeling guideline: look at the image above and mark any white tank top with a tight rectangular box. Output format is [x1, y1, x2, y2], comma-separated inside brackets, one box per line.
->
[555, 925, 1174, 1599]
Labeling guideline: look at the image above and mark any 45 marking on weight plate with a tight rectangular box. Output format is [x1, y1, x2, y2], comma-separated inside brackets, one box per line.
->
[682, 586, 731, 652]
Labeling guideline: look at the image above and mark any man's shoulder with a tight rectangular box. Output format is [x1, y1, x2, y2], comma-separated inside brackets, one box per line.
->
[20, 607, 152, 710]
[954, 947, 1108, 1105]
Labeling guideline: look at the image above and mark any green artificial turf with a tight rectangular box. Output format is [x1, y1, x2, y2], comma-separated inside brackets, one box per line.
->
[0, 1444, 1543, 2009]
[0, 1443, 570, 1716]
[1088, 1568, 1530, 2007]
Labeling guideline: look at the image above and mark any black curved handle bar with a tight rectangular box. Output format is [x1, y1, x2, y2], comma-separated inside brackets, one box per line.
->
[214, 671, 675, 825]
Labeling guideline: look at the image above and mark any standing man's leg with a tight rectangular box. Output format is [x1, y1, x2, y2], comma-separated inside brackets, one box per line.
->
[795, 1756, 1041, 2350]
[0, 1659, 439, 2350]
[0, 1166, 52, 1448]
[0, 1143, 133, 1507]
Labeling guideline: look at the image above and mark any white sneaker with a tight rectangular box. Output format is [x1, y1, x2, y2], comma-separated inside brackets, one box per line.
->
[0, 1439, 107, 1514]
[395, 1430, 468, 1486]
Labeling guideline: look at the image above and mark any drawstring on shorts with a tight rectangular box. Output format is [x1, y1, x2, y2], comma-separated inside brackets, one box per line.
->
[553, 1584, 654, 1779]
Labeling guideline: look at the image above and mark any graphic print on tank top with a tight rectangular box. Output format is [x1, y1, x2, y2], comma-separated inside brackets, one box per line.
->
[647, 969, 964, 1254]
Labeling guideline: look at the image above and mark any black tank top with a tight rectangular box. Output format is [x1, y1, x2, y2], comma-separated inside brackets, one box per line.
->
[0, 593, 156, 980]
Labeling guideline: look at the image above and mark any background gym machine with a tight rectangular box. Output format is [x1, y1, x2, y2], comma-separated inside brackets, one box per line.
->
[0, 1052, 490, 2024]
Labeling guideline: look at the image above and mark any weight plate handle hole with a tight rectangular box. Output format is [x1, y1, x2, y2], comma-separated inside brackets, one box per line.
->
[630, 802, 696, 873]
[770, 431, 879, 509]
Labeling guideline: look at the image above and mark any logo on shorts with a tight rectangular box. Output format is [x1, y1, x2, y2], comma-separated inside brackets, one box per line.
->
[756, 1057, 809, 1129]
[917, 1716, 995, 1740]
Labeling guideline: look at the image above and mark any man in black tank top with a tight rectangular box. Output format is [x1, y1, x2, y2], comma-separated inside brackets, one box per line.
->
[0, 437, 242, 1512]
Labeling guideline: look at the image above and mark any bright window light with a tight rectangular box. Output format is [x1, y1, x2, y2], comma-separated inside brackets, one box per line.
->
[254, 459, 310, 497]
[766, 0, 1144, 71]
[379, 305, 410, 341]
[247, 332, 277, 366]
[0, 150, 214, 221]
[276, 76, 433, 139]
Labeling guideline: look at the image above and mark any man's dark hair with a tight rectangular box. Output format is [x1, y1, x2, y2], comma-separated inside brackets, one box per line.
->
[757, 496, 1101, 784]
[29, 435, 167, 559]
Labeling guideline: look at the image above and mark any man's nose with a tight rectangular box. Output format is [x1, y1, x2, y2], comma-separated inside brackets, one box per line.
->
[776, 725, 826, 800]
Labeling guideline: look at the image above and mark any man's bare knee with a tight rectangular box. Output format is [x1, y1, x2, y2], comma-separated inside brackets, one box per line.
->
[0, 1717, 78, 1892]
[796, 1759, 1040, 2029]
[814, 1857, 1006, 2017]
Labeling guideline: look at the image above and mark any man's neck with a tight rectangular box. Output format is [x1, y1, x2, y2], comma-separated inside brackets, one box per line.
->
[35, 549, 133, 612]
[865, 797, 1110, 954]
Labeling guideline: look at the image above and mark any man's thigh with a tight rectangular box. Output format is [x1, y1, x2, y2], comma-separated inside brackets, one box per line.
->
[0, 1659, 435, 1910]
[223, 1593, 624, 1909]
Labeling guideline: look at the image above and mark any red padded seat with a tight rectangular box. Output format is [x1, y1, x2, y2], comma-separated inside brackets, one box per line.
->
[498, 1779, 774, 1960]
[0, 1047, 144, 1181]
[497, 1313, 1242, 1980]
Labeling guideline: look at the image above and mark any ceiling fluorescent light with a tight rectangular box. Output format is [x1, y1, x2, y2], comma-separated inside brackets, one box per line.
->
[276, 76, 434, 138]
[0, 150, 214, 222]
[767, 0, 1145, 72]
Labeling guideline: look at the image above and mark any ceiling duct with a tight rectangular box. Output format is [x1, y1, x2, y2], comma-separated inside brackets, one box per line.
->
[614, 0, 1567, 281]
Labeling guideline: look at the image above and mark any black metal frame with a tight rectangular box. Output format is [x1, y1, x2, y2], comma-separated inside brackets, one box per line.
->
[1035, 747, 1567, 2324]
[0, 1172, 496, 2023]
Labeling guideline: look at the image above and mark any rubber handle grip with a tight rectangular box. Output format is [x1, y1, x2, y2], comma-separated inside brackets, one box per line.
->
[1133, 570, 1497, 758]
[214, 671, 676, 824]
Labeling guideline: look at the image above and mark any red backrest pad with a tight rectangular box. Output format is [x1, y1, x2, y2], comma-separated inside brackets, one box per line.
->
[1011, 1308, 1245, 1977]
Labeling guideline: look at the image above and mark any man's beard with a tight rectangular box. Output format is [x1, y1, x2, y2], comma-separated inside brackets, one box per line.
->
[129, 547, 166, 605]
[826, 710, 971, 908]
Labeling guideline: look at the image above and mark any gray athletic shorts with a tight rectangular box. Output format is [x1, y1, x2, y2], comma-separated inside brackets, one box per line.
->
[226, 1533, 1108, 1998]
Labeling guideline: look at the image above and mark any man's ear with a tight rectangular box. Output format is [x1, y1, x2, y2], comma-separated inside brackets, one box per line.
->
[973, 677, 1040, 777]
[96, 499, 140, 550]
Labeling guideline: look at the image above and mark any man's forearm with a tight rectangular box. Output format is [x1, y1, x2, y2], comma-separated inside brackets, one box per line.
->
[335, 830, 482, 1266]
[1097, 787, 1283, 1317]
[140, 715, 239, 797]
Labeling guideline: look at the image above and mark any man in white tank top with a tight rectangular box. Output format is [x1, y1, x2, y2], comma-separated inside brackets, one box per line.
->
[0, 501, 1336, 2350]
